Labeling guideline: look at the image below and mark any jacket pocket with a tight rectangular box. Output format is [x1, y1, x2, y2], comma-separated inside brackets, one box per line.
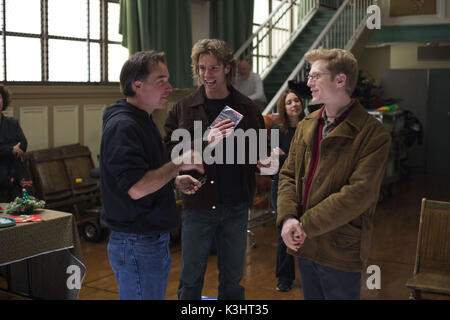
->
[318, 228, 362, 266]
[329, 231, 361, 262]
[332, 233, 360, 249]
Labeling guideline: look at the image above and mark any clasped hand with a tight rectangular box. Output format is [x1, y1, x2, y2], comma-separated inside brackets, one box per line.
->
[281, 217, 307, 252]
[12, 142, 24, 158]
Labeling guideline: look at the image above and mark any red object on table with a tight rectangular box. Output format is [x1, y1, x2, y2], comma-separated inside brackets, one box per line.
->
[10, 215, 44, 223]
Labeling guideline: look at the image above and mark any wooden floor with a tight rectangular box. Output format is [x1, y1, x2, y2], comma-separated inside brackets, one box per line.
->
[2, 172, 450, 300]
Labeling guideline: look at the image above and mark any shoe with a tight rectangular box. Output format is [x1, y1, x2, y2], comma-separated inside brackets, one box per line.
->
[276, 282, 292, 292]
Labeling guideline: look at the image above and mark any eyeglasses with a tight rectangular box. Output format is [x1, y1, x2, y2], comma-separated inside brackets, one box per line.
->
[305, 72, 330, 81]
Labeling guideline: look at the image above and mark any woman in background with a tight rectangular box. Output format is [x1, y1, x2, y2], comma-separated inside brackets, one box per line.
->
[271, 89, 305, 292]
[0, 84, 28, 202]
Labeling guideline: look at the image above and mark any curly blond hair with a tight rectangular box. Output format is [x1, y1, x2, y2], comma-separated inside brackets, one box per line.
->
[191, 39, 237, 86]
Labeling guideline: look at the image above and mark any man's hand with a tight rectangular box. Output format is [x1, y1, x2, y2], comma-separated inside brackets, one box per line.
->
[257, 147, 283, 175]
[175, 175, 202, 195]
[12, 142, 24, 158]
[206, 119, 235, 148]
[173, 149, 204, 174]
[281, 217, 307, 251]
[273, 147, 286, 156]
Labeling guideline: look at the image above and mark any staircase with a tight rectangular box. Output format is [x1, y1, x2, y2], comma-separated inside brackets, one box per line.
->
[235, 0, 376, 115]
[263, 8, 336, 103]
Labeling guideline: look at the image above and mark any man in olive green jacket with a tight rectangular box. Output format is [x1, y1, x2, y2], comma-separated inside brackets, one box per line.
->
[277, 48, 391, 299]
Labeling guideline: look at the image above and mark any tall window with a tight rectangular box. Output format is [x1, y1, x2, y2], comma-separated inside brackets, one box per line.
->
[251, 0, 298, 75]
[0, 0, 128, 83]
[252, 0, 286, 74]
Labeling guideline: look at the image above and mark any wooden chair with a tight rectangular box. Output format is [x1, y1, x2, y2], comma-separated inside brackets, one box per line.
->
[24, 148, 73, 208]
[24, 144, 104, 241]
[406, 198, 450, 299]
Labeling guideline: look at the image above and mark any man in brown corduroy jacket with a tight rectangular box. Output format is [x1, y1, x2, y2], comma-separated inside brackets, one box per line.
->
[277, 48, 391, 300]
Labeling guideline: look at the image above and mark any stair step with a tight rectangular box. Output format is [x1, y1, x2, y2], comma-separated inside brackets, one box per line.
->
[308, 25, 326, 32]
[266, 73, 291, 83]
[278, 59, 303, 70]
[262, 8, 338, 103]
[288, 42, 309, 51]
[319, 10, 336, 17]
[264, 80, 285, 89]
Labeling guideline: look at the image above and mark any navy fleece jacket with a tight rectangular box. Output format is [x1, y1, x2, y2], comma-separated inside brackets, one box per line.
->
[100, 99, 177, 234]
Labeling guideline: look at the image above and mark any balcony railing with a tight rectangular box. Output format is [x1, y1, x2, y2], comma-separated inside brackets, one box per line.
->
[235, 0, 320, 80]
[262, 0, 376, 115]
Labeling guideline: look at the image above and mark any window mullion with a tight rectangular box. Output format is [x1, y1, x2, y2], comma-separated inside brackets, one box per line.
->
[87, 0, 90, 82]
[100, 0, 107, 83]
[2, 0, 7, 81]
[41, 0, 48, 81]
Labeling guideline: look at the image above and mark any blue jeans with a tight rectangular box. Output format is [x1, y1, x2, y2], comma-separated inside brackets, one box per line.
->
[107, 231, 171, 300]
[297, 257, 361, 300]
[178, 202, 248, 300]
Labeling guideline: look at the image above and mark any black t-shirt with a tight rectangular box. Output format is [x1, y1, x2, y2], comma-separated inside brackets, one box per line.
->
[205, 95, 248, 205]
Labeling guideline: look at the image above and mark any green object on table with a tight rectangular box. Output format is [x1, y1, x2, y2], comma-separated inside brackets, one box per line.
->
[6, 189, 46, 215]
[22, 188, 30, 202]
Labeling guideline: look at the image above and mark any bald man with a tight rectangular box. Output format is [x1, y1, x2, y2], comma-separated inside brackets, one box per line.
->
[234, 60, 267, 111]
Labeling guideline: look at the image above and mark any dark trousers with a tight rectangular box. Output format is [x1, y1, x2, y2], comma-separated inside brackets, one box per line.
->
[276, 232, 296, 284]
[297, 257, 361, 300]
[178, 202, 248, 300]
[272, 180, 295, 284]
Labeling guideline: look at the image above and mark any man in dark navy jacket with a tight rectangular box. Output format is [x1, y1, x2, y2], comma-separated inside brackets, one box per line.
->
[100, 51, 203, 300]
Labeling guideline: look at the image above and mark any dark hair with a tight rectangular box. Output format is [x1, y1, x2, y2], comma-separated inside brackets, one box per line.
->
[0, 84, 12, 111]
[120, 50, 166, 97]
[277, 89, 304, 134]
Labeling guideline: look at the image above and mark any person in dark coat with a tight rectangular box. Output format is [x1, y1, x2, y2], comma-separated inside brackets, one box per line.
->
[100, 51, 204, 300]
[271, 89, 305, 292]
[164, 39, 266, 300]
[0, 84, 28, 202]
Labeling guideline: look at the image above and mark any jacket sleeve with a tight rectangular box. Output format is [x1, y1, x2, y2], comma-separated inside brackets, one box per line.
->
[0, 117, 26, 158]
[102, 120, 150, 196]
[0, 143, 13, 158]
[163, 104, 180, 156]
[300, 126, 391, 238]
[276, 122, 304, 229]
[250, 103, 269, 162]
[16, 122, 27, 152]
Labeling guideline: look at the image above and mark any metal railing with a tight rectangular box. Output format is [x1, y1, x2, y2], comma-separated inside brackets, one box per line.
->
[235, 0, 319, 80]
[262, 0, 376, 115]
